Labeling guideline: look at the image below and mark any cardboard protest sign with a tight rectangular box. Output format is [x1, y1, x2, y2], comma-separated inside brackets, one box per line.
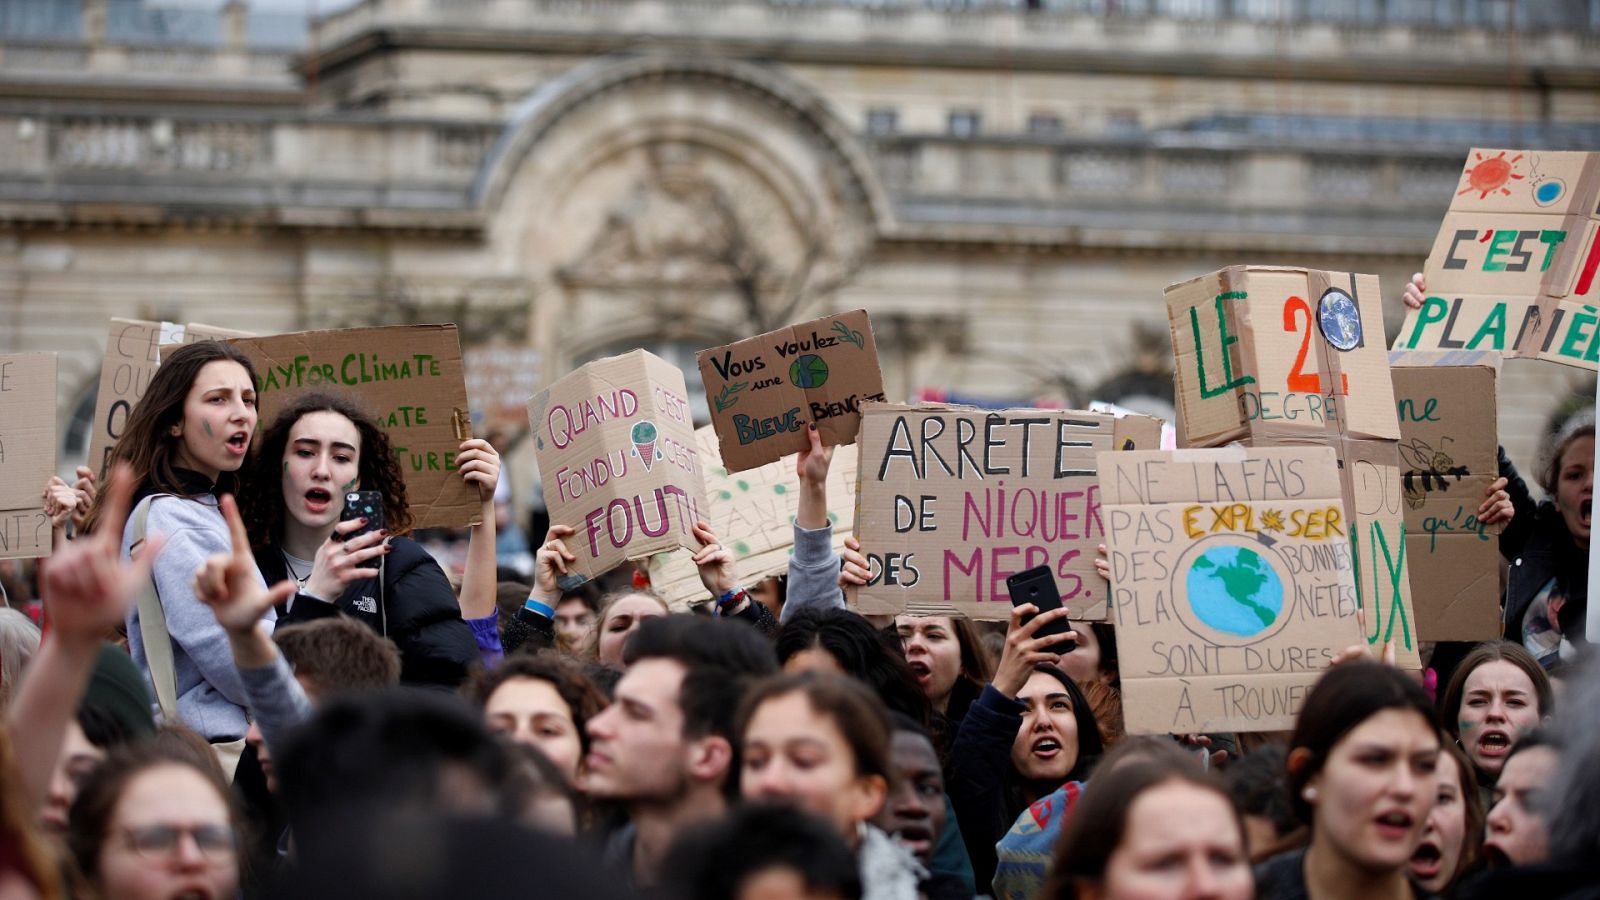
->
[464, 344, 543, 431]
[1389, 351, 1502, 642]
[1100, 446, 1362, 734]
[698, 309, 885, 473]
[646, 425, 860, 610]
[89, 319, 252, 477]
[1167, 267, 1398, 448]
[230, 325, 479, 529]
[1394, 149, 1600, 370]
[529, 349, 708, 584]
[0, 354, 56, 559]
[851, 403, 1162, 620]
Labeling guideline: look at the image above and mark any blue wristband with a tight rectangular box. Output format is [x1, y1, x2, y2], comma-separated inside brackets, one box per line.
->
[714, 587, 748, 616]
[522, 596, 555, 619]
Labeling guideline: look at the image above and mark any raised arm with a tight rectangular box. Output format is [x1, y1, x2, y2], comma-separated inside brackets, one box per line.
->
[782, 425, 845, 622]
[8, 465, 159, 816]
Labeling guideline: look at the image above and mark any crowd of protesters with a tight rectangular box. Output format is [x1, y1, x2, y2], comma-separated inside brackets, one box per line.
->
[2, 275, 1598, 900]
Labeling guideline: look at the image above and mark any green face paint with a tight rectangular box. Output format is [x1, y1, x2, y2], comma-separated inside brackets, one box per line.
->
[343, 478, 358, 492]
[1458, 720, 1478, 732]
[202, 420, 214, 437]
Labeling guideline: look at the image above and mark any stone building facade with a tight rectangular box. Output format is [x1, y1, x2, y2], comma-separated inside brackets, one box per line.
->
[1, 0, 1598, 497]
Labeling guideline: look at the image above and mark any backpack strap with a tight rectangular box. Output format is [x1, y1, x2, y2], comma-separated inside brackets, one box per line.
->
[129, 494, 179, 722]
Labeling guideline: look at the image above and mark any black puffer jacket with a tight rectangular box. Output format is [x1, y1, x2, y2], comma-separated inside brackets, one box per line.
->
[1498, 448, 1589, 648]
[258, 536, 479, 689]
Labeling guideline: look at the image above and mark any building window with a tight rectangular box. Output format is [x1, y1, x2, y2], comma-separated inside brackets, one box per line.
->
[1026, 113, 1064, 136]
[947, 110, 981, 138]
[1105, 108, 1142, 136]
[865, 108, 898, 136]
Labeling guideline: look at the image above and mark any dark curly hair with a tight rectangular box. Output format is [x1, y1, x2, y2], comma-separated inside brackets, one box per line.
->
[239, 391, 414, 546]
[462, 650, 608, 755]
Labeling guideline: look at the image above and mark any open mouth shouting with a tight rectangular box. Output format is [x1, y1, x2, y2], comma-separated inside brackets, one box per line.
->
[1476, 728, 1514, 762]
[906, 659, 931, 686]
[1030, 735, 1063, 761]
[303, 487, 333, 516]
[224, 430, 251, 456]
[1409, 837, 1444, 879]
[1373, 809, 1416, 841]
[1582, 499, 1592, 529]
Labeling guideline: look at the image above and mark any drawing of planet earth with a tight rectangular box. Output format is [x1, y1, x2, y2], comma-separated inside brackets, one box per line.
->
[1317, 289, 1362, 352]
[1184, 546, 1284, 638]
[789, 354, 830, 389]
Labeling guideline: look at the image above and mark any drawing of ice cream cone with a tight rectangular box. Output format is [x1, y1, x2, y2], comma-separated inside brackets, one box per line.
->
[631, 421, 659, 471]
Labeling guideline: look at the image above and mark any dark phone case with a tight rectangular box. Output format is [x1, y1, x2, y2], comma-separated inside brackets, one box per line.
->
[339, 490, 386, 542]
[1006, 565, 1076, 654]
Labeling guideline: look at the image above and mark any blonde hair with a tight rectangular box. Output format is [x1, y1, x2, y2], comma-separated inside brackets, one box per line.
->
[0, 608, 41, 712]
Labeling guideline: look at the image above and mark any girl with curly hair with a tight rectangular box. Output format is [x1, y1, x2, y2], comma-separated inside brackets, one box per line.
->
[239, 392, 492, 689]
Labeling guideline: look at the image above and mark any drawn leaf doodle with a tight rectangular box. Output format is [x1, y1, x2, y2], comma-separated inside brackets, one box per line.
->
[832, 320, 865, 350]
[714, 382, 749, 413]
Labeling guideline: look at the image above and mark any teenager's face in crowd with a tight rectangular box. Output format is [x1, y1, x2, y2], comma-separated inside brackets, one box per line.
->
[40, 721, 104, 835]
[896, 616, 963, 709]
[281, 410, 362, 536]
[1059, 622, 1104, 687]
[1484, 745, 1557, 868]
[96, 764, 238, 900]
[171, 361, 256, 481]
[584, 658, 691, 803]
[1094, 781, 1253, 900]
[596, 595, 666, 668]
[1456, 660, 1541, 777]
[872, 731, 946, 864]
[1554, 436, 1593, 548]
[1410, 751, 1468, 893]
[741, 692, 886, 840]
[1306, 708, 1439, 873]
[485, 677, 584, 783]
[1010, 671, 1081, 783]
[553, 598, 596, 655]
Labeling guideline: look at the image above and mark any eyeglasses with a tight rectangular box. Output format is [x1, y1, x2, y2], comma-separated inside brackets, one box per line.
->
[122, 824, 237, 861]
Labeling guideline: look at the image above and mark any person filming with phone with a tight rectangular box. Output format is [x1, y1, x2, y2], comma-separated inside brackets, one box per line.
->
[240, 393, 487, 690]
[948, 565, 1107, 895]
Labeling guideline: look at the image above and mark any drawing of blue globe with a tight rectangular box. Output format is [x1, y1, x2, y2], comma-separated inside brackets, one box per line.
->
[1317, 289, 1362, 352]
[1184, 546, 1285, 638]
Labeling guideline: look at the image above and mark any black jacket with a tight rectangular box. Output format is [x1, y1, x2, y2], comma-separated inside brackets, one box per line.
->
[258, 536, 479, 689]
[1498, 448, 1588, 648]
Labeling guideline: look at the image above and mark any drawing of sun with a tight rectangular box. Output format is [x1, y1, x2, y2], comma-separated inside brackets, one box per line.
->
[1458, 150, 1526, 199]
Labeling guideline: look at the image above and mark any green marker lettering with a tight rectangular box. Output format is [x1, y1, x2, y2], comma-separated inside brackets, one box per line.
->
[1466, 303, 1507, 350]
[1483, 230, 1517, 271]
[1406, 297, 1450, 348]
[1192, 291, 1255, 399]
[1539, 229, 1568, 271]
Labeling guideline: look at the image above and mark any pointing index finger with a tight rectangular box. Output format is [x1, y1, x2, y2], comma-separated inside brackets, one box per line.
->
[219, 494, 252, 556]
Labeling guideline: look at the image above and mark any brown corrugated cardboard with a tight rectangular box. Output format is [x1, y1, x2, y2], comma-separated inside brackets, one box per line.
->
[698, 309, 885, 473]
[1389, 351, 1502, 642]
[1099, 445, 1361, 734]
[529, 349, 709, 584]
[0, 353, 56, 559]
[231, 325, 479, 530]
[1167, 266, 1397, 448]
[89, 319, 253, 477]
[1395, 150, 1600, 369]
[851, 403, 1161, 620]
[1252, 433, 1422, 670]
[646, 425, 860, 611]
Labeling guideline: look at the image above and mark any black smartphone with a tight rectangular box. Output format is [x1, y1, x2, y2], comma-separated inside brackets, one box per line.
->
[339, 490, 386, 543]
[1006, 565, 1076, 655]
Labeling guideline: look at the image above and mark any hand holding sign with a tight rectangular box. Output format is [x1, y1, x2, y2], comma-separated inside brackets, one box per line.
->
[839, 535, 871, 590]
[457, 438, 500, 502]
[533, 525, 579, 603]
[42, 464, 163, 648]
[1479, 477, 1514, 526]
[692, 521, 738, 599]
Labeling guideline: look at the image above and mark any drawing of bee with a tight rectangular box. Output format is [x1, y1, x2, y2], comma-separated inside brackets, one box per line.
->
[1399, 438, 1470, 510]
